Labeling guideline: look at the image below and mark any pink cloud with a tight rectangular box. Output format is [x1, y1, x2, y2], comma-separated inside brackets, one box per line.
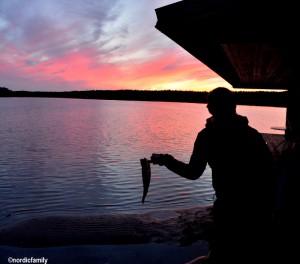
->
[0, 43, 230, 92]
[0, 0, 230, 92]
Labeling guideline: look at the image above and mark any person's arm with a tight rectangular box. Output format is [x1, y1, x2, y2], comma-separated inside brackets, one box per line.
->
[151, 131, 208, 180]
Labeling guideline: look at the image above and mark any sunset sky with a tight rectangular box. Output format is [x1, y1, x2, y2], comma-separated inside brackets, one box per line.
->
[0, 0, 232, 92]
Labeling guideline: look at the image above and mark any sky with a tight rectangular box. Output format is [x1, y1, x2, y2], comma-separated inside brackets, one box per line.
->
[0, 0, 232, 92]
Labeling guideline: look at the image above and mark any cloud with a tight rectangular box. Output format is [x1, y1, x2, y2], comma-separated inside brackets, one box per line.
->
[0, 0, 121, 59]
[0, 0, 230, 91]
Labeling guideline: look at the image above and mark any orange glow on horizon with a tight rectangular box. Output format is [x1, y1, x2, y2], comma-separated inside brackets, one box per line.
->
[1, 44, 231, 92]
[1, 44, 278, 93]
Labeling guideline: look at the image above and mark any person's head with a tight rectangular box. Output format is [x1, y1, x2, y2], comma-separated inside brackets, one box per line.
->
[207, 87, 236, 117]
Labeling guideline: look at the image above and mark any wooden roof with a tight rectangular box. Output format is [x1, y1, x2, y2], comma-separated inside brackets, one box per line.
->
[155, 0, 298, 90]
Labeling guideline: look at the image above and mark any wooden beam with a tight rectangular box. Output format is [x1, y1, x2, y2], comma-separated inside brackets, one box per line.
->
[286, 87, 300, 142]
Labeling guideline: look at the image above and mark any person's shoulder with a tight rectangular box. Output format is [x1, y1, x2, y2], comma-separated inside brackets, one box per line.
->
[245, 124, 261, 136]
[246, 124, 260, 134]
[236, 115, 259, 134]
[195, 128, 209, 144]
[244, 125, 267, 145]
[197, 127, 209, 136]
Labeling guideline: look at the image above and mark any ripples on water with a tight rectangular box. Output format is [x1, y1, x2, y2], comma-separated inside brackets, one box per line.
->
[0, 98, 285, 226]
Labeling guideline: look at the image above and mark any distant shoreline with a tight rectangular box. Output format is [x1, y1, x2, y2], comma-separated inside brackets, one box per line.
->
[0, 88, 288, 107]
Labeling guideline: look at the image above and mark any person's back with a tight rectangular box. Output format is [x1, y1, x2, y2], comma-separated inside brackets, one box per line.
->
[201, 113, 273, 263]
[151, 88, 275, 263]
[199, 113, 272, 205]
[195, 88, 274, 262]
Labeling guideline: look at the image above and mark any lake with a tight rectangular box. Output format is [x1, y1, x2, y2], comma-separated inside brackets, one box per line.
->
[0, 98, 286, 227]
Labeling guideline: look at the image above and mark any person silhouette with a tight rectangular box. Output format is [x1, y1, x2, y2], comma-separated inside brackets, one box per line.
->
[151, 87, 275, 263]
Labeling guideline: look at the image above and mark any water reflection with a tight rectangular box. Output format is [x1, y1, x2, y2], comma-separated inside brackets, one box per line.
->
[0, 98, 286, 226]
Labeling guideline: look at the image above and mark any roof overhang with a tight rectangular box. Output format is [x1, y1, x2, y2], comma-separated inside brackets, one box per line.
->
[155, 0, 298, 90]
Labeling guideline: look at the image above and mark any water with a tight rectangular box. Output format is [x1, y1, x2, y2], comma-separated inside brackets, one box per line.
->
[0, 98, 286, 227]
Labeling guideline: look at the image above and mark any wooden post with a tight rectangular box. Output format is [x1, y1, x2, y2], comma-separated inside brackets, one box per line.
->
[286, 87, 300, 142]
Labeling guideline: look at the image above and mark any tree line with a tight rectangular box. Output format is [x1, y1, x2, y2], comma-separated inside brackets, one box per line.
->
[0, 87, 288, 107]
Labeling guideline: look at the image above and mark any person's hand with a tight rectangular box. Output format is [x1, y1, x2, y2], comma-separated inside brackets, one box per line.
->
[150, 153, 166, 166]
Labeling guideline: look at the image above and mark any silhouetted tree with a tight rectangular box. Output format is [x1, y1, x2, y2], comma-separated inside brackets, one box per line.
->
[0, 87, 13, 96]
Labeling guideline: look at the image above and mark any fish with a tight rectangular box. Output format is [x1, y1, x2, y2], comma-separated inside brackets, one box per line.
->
[140, 158, 151, 204]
